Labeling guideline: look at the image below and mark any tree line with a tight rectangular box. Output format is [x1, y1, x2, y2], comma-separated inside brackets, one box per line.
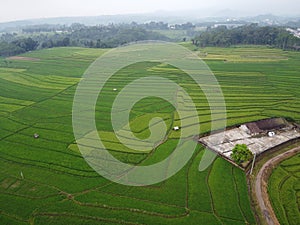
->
[192, 24, 300, 50]
[0, 37, 38, 56]
[0, 24, 169, 56]
[1, 22, 300, 57]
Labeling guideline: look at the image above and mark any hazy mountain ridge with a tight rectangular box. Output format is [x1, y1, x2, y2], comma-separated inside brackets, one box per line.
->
[0, 10, 299, 32]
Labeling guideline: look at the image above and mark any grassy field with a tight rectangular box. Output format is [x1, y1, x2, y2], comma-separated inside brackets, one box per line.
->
[268, 154, 300, 225]
[0, 44, 299, 224]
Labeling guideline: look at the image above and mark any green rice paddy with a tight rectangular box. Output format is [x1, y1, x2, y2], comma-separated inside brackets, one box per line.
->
[268, 154, 300, 225]
[0, 45, 299, 224]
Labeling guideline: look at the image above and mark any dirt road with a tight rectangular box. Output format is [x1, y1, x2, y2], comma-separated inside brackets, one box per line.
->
[254, 146, 300, 225]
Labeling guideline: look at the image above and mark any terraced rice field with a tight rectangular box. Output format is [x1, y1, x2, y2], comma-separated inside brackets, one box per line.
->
[0, 45, 299, 224]
[268, 154, 300, 225]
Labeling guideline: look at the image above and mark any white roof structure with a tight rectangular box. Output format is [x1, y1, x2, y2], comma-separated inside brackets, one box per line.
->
[173, 126, 180, 131]
[268, 131, 275, 137]
[199, 121, 300, 162]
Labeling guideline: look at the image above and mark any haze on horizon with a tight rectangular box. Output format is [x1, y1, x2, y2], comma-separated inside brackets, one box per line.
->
[1, 0, 300, 23]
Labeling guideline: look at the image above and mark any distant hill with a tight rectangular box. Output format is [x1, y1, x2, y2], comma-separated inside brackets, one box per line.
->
[0, 11, 299, 32]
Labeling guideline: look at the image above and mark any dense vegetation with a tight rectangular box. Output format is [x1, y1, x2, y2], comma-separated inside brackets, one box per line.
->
[0, 23, 169, 56]
[0, 44, 299, 224]
[0, 37, 38, 56]
[231, 144, 253, 165]
[0, 21, 200, 57]
[268, 154, 300, 225]
[2, 22, 300, 57]
[193, 24, 300, 49]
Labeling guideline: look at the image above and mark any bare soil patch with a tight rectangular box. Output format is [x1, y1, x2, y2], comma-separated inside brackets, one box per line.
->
[7, 56, 40, 61]
[1, 178, 15, 189]
[10, 180, 21, 189]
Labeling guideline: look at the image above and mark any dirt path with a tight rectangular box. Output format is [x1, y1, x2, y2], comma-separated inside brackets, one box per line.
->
[254, 146, 300, 225]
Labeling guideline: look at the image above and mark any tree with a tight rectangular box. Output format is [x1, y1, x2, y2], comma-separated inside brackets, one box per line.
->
[13, 38, 38, 51]
[62, 37, 70, 46]
[0, 41, 25, 56]
[231, 144, 253, 165]
[193, 25, 300, 50]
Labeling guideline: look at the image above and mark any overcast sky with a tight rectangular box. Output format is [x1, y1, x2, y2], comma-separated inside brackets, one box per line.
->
[1, 0, 299, 23]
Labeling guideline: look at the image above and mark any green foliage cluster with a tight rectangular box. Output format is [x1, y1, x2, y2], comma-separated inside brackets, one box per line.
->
[0, 37, 38, 56]
[193, 24, 300, 49]
[0, 24, 169, 56]
[2, 22, 300, 58]
[231, 144, 253, 164]
[0, 42, 25, 56]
